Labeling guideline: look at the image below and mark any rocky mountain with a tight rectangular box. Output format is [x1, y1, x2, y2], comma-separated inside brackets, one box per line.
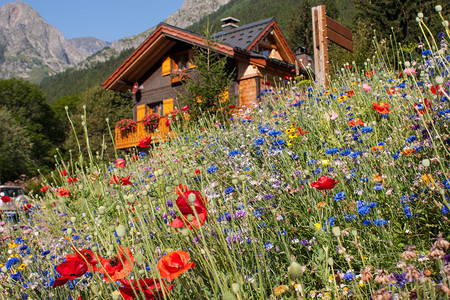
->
[0, 0, 232, 81]
[0, 1, 109, 81]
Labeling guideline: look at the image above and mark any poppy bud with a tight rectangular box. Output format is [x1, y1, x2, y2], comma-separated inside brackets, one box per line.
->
[182, 105, 190, 111]
[239, 175, 246, 181]
[112, 291, 121, 300]
[70, 217, 76, 223]
[188, 193, 196, 204]
[232, 283, 240, 293]
[66, 228, 73, 235]
[98, 206, 106, 215]
[222, 291, 236, 300]
[327, 257, 334, 266]
[187, 214, 194, 222]
[288, 261, 304, 278]
[91, 284, 99, 295]
[232, 179, 239, 185]
[332, 226, 341, 237]
[116, 225, 127, 237]
[134, 252, 146, 265]
[421, 159, 430, 167]
[181, 228, 190, 236]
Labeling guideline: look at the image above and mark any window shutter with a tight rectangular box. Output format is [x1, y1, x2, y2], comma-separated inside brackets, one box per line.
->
[163, 99, 174, 115]
[162, 57, 171, 76]
[136, 104, 147, 121]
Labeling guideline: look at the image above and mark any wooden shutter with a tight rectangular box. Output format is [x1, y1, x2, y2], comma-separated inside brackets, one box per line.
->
[188, 49, 196, 69]
[136, 104, 146, 121]
[162, 57, 171, 76]
[163, 99, 174, 115]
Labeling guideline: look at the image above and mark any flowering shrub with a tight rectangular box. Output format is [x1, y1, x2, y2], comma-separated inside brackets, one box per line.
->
[115, 118, 137, 135]
[142, 113, 160, 132]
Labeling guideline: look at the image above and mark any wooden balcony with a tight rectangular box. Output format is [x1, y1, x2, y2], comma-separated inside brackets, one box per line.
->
[114, 116, 172, 149]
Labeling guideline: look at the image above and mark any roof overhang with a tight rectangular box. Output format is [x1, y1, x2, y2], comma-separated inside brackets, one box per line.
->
[103, 23, 235, 92]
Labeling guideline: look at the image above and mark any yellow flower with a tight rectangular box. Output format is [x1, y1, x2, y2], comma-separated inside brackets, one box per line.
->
[42, 206, 47, 209]
[286, 128, 295, 134]
[323, 90, 330, 95]
[321, 159, 329, 166]
[359, 280, 364, 287]
[287, 140, 295, 146]
[8, 241, 19, 248]
[317, 201, 326, 208]
[328, 275, 334, 283]
[18, 264, 26, 270]
[274, 285, 289, 296]
[289, 134, 298, 139]
[314, 223, 322, 231]
[338, 95, 347, 102]
[332, 88, 337, 92]
[421, 174, 435, 186]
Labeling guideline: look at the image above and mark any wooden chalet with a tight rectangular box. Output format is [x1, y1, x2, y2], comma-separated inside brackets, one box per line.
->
[103, 17, 306, 149]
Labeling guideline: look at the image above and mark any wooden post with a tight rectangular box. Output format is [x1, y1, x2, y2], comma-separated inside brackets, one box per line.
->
[312, 5, 353, 88]
[312, 5, 329, 87]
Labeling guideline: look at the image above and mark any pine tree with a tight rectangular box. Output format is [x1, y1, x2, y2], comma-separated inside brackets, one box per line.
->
[179, 29, 235, 125]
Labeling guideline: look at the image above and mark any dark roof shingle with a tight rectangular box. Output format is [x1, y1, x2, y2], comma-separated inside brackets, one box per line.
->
[211, 17, 274, 50]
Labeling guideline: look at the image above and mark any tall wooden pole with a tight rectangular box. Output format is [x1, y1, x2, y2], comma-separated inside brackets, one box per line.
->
[312, 5, 329, 88]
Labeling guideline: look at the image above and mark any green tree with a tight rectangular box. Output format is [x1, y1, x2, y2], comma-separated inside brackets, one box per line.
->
[0, 107, 33, 183]
[63, 86, 132, 162]
[179, 35, 235, 124]
[0, 78, 63, 175]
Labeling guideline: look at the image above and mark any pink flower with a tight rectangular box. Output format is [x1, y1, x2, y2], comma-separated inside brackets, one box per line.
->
[325, 111, 338, 121]
[362, 83, 371, 93]
[403, 67, 416, 76]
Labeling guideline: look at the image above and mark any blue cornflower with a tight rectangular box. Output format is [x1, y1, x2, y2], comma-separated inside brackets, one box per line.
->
[41, 250, 50, 256]
[363, 220, 372, 225]
[404, 205, 413, 218]
[268, 130, 282, 137]
[422, 49, 432, 56]
[334, 192, 345, 201]
[358, 205, 370, 215]
[264, 242, 274, 250]
[254, 138, 265, 146]
[10, 272, 21, 281]
[343, 272, 354, 281]
[406, 136, 416, 143]
[224, 187, 235, 194]
[361, 127, 374, 133]
[207, 166, 218, 174]
[373, 183, 384, 190]
[326, 148, 339, 155]
[228, 150, 242, 157]
[344, 214, 357, 222]
[374, 218, 388, 226]
[442, 204, 449, 215]
[325, 217, 335, 226]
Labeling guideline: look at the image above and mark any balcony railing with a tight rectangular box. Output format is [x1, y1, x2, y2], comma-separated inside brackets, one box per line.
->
[114, 116, 172, 149]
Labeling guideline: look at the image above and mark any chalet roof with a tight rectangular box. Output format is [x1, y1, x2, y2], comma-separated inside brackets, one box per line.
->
[211, 17, 274, 50]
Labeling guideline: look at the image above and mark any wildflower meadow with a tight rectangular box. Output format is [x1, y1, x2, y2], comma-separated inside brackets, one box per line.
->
[1, 8, 450, 300]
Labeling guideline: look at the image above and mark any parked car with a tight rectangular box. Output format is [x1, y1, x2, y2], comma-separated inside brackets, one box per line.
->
[0, 185, 27, 218]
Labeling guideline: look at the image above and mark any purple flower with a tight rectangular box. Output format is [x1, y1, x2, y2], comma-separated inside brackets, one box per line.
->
[166, 200, 173, 207]
[234, 209, 246, 219]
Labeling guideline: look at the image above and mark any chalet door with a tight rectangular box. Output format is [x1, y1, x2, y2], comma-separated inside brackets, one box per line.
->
[163, 99, 174, 115]
[136, 104, 146, 121]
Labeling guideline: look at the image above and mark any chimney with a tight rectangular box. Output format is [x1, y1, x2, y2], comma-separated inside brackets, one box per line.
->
[221, 17, 240, 32]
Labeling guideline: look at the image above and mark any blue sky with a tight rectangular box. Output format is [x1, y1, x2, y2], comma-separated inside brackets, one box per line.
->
[1, 0, 184, 41]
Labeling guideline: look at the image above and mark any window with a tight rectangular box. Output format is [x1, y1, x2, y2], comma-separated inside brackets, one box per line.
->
[258, 47, 270, 57]
[173, 53, 189, 72]
[149, 102, 164, 117]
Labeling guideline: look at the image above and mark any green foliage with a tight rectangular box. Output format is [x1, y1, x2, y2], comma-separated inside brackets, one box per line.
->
[179, 36, 235, 124]
[0, 107, 33, 183]
[62, 86, 132, 162]
[39, 48, 135, 104]
[0, 78, 63, 178]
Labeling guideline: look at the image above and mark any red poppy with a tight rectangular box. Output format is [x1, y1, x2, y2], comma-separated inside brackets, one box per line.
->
[264, 81, 271, 86]
[115, 159, 126, 168]
[284, 75, 293, 81]
[131, 155, 139, 162]
[53, 259, 88, 287]
[110, 175, 133, 186]
[310, 176, 339, 190]
[22, 204, 32, 211]
[157, 250, 195, 282]
[1, 196, 11, 203]
[170, 190, 207, 230]
[431, 85, 444, 95]
[194, 169, 201, 176]
[347, 90, 355, 97]
[61, 170, 68, 176]
[58, 188, 70, 197]
[174, 184, 191, 196]
[119, 278, 173, 300]
[139, 137, 151, 148]
[349, 118, 364, 126]
[66, 247, 102, 273]
[40, 186, 50, 192]
[229, 105, 236, 109]
[386, 87, 397, 95]
[67, 177, 77, 183]
[297, 127, 309, 136]
[366, 70, 374, 77]
[372, 102, 391, 114]
[182, 105, 190, 111]
[99, 247, 134, 282]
